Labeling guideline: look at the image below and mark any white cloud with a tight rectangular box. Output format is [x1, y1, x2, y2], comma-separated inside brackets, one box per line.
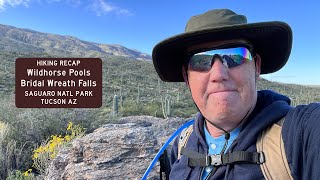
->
[0, 0, 30, 11]
[0, 1, 4, 11]
[89, 0, 132, 16]
[0, 0, 132, 16]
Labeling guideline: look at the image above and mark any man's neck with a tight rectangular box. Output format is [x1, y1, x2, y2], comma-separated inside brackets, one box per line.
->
[204, 104, 254, 138]
[205, 122, 233, 138]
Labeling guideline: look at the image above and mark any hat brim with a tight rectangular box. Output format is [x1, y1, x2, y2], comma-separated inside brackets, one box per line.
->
[152, 21, 292, 82]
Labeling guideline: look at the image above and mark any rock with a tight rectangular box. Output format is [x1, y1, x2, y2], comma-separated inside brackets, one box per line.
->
[45, 116, 190, 180]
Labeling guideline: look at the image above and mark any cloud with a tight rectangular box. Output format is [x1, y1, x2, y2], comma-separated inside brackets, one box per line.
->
[0, 0, 30, 11]
[0, 0, 132, 16]
[0, 1, 3, 11]
[88, 0, 132, 16]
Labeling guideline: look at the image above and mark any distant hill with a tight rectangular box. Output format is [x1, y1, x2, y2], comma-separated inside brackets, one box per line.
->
[0, 24, 151, 60]
[306, 85, 320, 88]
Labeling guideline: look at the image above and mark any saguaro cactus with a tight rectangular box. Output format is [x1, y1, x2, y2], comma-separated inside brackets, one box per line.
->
[113, 94, 119, 116]
[137, 84, 141, 105]
[177, 90, 181, 102]
[161, 95, 172, 118]
[119, 87, 124, 108]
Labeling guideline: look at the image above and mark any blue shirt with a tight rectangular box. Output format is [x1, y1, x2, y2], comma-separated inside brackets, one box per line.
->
[202, 125, 241, 180]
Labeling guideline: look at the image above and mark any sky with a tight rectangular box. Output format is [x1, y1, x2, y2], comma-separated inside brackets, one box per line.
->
[0, 0, 319, 85]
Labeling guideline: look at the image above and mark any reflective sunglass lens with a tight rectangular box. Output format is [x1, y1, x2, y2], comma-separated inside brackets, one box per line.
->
[189, 54, 212, 71]
[188, 47, 252, 72]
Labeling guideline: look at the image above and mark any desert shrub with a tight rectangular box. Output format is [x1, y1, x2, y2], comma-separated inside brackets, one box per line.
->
[0, 121, 10, 178]
[0, 121, 29, 179]
[121, 101, 146, 116]
[121, 100, 166, 117]
[6, 169, 35, 180]
[0, 96, 99, 179]
[120, 99, 197, 118]
[32, 122, 85, 176]
[0, 121, 9, 147]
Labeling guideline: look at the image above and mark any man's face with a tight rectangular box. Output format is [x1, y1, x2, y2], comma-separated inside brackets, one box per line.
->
[186, 40, 261, 128]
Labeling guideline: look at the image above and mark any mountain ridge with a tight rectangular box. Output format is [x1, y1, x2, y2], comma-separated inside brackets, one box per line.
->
[0, 24, 151, 60]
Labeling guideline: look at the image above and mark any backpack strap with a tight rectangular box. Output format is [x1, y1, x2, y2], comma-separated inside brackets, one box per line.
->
[181, 148, 264, 167]
[178, 124, 265, 167]
[159, 149, 171, 180]
[256, 118, 293, 180]
[177, 124, 193, 159]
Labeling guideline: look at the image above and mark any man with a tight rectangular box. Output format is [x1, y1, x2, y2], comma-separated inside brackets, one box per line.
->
[152, 9, 320, 179]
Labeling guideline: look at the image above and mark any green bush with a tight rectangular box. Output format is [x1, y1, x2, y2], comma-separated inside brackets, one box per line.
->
[121, 100, 164, 117]
[0, 96, 100, 179]
[6, 170, 34, 180]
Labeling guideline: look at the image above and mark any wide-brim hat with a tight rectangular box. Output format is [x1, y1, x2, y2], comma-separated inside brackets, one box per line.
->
[152, 9, 292, 82]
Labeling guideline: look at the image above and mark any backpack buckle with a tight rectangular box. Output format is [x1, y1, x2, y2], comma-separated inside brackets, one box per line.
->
[207, 154, 222, 166]
[257, 151, 265, 164]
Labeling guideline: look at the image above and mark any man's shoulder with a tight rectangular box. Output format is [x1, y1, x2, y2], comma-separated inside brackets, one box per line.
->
[281, 103, 320, 179]
[282, 102, 320, 135]
[287, 103, 320, 120]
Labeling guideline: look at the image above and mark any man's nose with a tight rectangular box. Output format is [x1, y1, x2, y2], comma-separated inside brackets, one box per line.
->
[208, 57, 229, 82]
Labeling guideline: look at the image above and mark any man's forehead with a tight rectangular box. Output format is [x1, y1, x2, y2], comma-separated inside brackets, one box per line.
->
[186, 39, 250, 52]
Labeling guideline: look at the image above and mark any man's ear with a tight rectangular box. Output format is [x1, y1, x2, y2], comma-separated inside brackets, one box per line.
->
[254, 54, 262, 79]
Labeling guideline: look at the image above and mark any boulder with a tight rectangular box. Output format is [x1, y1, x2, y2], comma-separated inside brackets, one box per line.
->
[45, 116, 189, 180]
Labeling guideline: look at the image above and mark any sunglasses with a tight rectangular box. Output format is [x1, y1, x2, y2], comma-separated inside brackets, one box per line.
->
[187, 45, 254, 72]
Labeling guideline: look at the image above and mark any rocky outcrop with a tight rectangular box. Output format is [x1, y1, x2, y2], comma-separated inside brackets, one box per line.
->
[46, 116, 190, 180]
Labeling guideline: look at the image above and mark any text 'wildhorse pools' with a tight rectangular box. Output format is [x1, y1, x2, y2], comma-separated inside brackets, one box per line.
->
[15, 58, 102, 108]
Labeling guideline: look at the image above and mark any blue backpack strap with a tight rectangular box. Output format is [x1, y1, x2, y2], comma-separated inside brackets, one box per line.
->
[142, 119, 194, 180]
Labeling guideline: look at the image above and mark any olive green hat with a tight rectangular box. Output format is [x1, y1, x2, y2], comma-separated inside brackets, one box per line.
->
[152, 9, 292, 82]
